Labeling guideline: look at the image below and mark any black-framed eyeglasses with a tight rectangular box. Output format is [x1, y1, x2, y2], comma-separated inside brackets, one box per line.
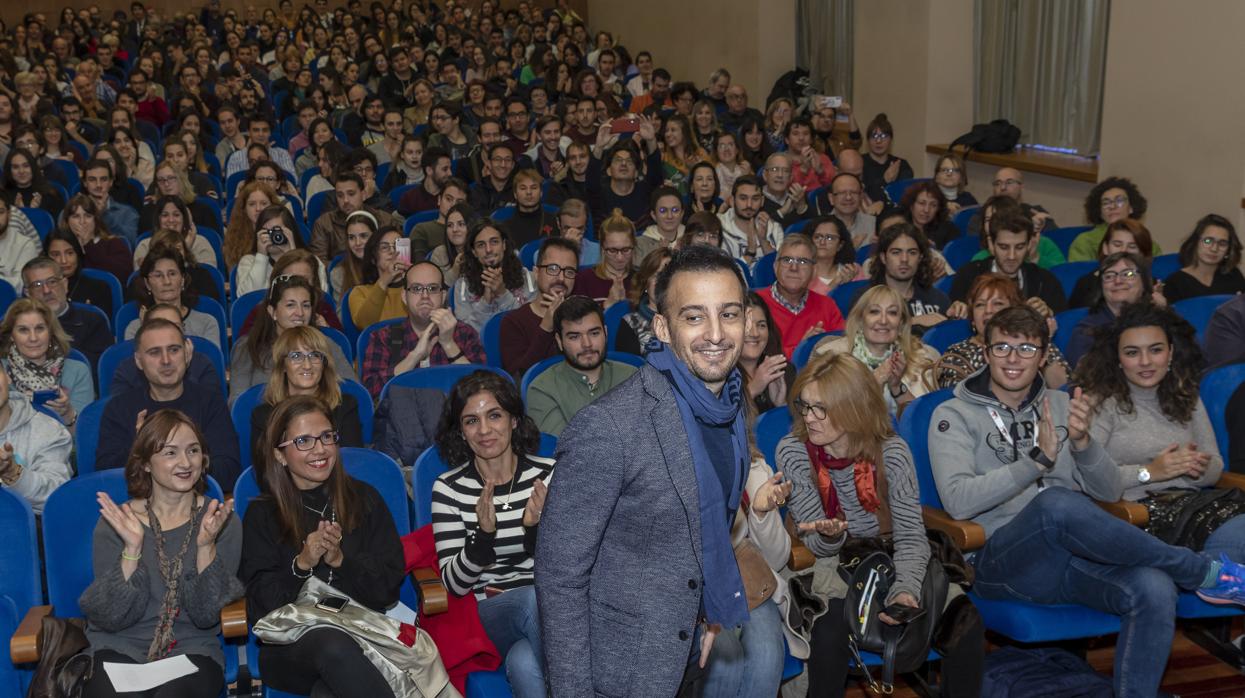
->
[1101, 269, 1139, 283]
[793, 398, 827, 420]
[778, 256, 814, 267]
[537, 264, 577, 279]
[286, 350, 325, 365]
[988, 342, 1042, 359]
[278, 430, 340, 451]
[1201, 237, 1230, 250]
[813, 233, 839, 244]
[405, 283, 445, 296]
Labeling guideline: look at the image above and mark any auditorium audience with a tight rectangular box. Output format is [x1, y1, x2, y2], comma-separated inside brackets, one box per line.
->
[1163, 214, 1245, 303]
[758, 233, 845, 358]
[1067, 218, 1155, 309]
[124, 245, 221, 349]
[500, 237, 579, 378]
[1069, 176, 1158, 262]
[1066, 252, 1164, 367]
[453, 220, 537, 332]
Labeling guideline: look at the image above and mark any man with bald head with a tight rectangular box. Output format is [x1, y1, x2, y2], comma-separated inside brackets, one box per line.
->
[966, 166, 1059, 238]
[719, 84, 762, 134]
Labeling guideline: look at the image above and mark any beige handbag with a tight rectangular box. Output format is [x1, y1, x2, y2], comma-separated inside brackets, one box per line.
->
[253, 576, 461, 698]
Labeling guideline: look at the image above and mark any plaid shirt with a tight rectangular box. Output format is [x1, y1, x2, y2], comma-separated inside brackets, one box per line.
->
[361, 320, 487, 399]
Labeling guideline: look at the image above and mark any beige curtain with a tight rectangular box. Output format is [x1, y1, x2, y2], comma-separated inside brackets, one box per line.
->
[796, 0, 853, 103]
[974, 0, 1110, 155]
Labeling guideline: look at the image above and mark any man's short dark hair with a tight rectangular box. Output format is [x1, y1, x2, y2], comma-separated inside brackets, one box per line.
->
[987, 209, 1035, 242]
[487, 142, 516, 159]
[985, 305, 1048, 349]
[244, 113, 272, 129]
[342, 148, 378, 172]
[84, 158, 114, 179]
[421, 145, 450, 170]
[731, 174, 761, 198]
[441, 176, 469, 198]
[783, 116, 813, 140]
[334, 171, 364, 189]
[650, 185, 682, 211]
[652, 68, 671, 83]
[538, 237, 580, 266]
[654, 245, 746, 317]
[552, 294, 602, 336]
[670, 82, 697, 103]
[134, 317, 186, 347]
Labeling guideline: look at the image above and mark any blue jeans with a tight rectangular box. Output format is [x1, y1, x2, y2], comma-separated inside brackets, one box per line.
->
[974, 487, 1211, 698]
[1201, 512, 1245, 560]
[699, 599, 786, 698]
[476, 585, 547, 698]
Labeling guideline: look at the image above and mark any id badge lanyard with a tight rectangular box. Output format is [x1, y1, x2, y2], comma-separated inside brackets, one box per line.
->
[987, 407, 1047, 491]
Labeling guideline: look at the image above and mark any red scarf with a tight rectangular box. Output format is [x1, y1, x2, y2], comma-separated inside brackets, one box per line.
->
[804, 441, 881, 516]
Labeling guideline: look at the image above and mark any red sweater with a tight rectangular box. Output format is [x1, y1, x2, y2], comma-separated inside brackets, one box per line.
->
[759, 287, 845, 359]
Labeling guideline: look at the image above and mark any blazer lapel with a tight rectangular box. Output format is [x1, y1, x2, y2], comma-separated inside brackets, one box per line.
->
[643, 366, 703, 569]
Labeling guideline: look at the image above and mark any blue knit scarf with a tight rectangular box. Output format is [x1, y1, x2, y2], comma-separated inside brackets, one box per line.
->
[647, 346, 751, 628]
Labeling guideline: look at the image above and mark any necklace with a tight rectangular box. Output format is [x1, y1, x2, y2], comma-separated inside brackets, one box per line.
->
[303, 499, 329, 519]
[498, 472, 517, 510]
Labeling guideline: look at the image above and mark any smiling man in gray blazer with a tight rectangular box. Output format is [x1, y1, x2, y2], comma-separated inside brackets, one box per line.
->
[536, 245, 753, 697]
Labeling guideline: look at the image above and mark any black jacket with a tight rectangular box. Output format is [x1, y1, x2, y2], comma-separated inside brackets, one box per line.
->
[949, 258, 1068, 314]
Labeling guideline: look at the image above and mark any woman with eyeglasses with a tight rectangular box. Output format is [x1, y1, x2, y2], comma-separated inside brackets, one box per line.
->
[248, 326, 362, 463]
[1067, 218, 1156, 309]
[676, 211, 725, 251]
[713, 131, 749, 197]
[806, 215, 862, 295]
[936, 273, 1070, 390]
[124, 244, 222, 350]
[933, 153, 976, 215]
[140, 161, 220, 235]
[453, 221, 537, 332]
[236, 205, 327, 298]
[57, 193, 132, 285]
[813, 284, 938, 415]
[347, 223, 411, 331]
[1065, 251, 1164, 368]
[571, 209, 633, 307]
[1162, 214, 1245, 303]
[78, 410, 243, 698]
[860, 113, 913, 206]
[240, 395, 430, 698]
[776, 352, 984, 698]
[432, 371, 553, 698]
[1068, 176, 1152, 263]
[230, 275, 357, 405]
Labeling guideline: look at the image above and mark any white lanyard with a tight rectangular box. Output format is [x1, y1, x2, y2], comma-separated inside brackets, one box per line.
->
[987, 407, 1038, 448]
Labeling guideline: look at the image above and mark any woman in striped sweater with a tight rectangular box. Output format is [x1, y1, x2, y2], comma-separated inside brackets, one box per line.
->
[431, 371, 554, 698]
[775, 352, 984, 697]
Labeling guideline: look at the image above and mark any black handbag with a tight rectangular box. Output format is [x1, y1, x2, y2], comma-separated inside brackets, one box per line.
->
[838, 544, 948, 694]
[26, 615, 91, 698]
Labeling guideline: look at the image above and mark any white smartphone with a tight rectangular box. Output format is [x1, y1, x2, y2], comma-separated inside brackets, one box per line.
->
[395, 238, 411, 266]
[817, 96, 843, 109]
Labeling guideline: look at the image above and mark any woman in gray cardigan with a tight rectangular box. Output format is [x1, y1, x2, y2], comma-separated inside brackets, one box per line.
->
[79, 409, 243, 698]
[229, 275, 356, 406]
[776, 352, 983, 697]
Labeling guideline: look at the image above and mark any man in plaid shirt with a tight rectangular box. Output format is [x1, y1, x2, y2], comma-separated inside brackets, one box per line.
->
[360, 262, 487, 399]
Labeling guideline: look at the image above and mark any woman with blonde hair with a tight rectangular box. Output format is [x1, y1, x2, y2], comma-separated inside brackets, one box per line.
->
[224, 182, 282, 268]
[247, 325, 363, 461]
[814, 284, 939, 414]
[776, 352, 983, 696]
[571, 209, 634, 307]
[0, 297, 94, 426]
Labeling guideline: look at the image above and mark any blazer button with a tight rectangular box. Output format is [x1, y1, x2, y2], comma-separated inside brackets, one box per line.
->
[678, 630, 689, 641]
[688, 579, 698, 589]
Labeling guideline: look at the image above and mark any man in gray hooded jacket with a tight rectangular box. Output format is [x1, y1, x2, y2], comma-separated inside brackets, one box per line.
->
[0, 362, 73, 514]
[929, 305, 1245, 698]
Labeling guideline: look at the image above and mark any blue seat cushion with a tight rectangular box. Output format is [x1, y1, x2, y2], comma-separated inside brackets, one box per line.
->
[969, 593, 1120, 643]
[466, 668, 513, 698]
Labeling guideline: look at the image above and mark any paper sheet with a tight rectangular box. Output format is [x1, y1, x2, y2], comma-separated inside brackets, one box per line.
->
[386, 599, 418, 625]
[103, 654, 199, 692]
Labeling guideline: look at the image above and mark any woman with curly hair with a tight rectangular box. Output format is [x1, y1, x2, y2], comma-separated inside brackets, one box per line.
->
[899, 180, 959, 250]
[431, 370, 552, 698]
[1068, 176, 1151, 262]
[1075, 302, 1245, 559]
[223, 182, 282, 268]
[813, 284, 939, 415]
[1163, 214, 1245, 303]
[452, 220, 537, 331]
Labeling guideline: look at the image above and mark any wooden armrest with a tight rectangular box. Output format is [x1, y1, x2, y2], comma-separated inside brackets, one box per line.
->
[10, 604, 51, 665]
[788, 538, 815, 572]
[1097, 499, 1149, 527]
[1216, 472, 1245, 491]
[220, 598, 247, 639]
[410, 567, 447, 616]
[922, 506, 985, 551]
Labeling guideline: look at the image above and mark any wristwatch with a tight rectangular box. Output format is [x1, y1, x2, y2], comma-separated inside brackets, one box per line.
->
[1137, 467, 1152, 484]
[1028, 446, 1055, 470]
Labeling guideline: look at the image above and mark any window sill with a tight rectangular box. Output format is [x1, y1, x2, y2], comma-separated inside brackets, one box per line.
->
[925, 144, 1099, 183]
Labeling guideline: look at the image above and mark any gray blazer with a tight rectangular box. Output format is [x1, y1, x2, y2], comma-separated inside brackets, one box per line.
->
[536, 364, 704, 698]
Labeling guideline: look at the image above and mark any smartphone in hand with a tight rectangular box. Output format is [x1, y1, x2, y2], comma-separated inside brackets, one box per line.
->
[395, 238, 411, 266]
[882, 603, 926, 624]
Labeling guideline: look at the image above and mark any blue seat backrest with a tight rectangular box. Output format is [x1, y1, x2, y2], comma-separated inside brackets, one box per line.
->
[1049, 261, 1098, 298]
[341, 380, 375, 442]
[1045, 226, 1092, 257]
[389, 183, 416, 211]
[733, 258, 754, 289]
[952, 206, 979, 234]
[230, 290, 267, 339]
[482, 312, 507, 368]
[0, 596, 20, 695]
[0, 488, 41, 612]
[306, 190, 330, 226]
[755, 407, 792, 471]
[1174, 294, 1232, 345]
[895, 388, 955, 509]
[194, 296, 229, 350]
[379, 364, 511, 404]
[792, 331, 843, 369]
[233, 451, 408, 533]
[321, 326, 354, 363]
[922, 319, 972, 353]
[231, 384, 266, 475]
[831, 279, 870, 315]
[855, 244, 874, 265]
[79, 268, 124, 317]
[490, 206, 517, 222]
[199, 264, 227, 305]
[934, 274, 955, 295]
[1052, 307, 1089, 356]
[403, 209, 439, 236]
[1149, 253, 1181, 281]
[20, 208, 54, 241]
[884, 178, 928, 204]
[751, 251, 778, 289]
[942, 236, 981, 272]
[73, 397, 111, 475]
[356, 318, 404, 371]
[0, 279, 14, 317]
[519, 239, 542, 269]
[42, 471, 223, 617]
[1200, 363, 1245, 460]
[604, 301, 630, 352]
[338, 288, 362, 347]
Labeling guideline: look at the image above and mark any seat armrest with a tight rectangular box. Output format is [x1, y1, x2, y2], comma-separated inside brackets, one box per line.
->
[410, 567, 448, 616]
[922, 506, 985, 551]
[788, 538, 815, 572]
[1216, 472, 1245, 492]
[220, 598, 247, 639]
[11, 605, 51, 664]
[1097, 499, 1149, 527]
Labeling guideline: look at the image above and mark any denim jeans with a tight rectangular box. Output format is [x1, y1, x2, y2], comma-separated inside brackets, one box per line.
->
[699, 598, 786, 697]
[476, 585, 547, 698]
[1201, 513, 1245, 560]
[973, 487, 1212, 698]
